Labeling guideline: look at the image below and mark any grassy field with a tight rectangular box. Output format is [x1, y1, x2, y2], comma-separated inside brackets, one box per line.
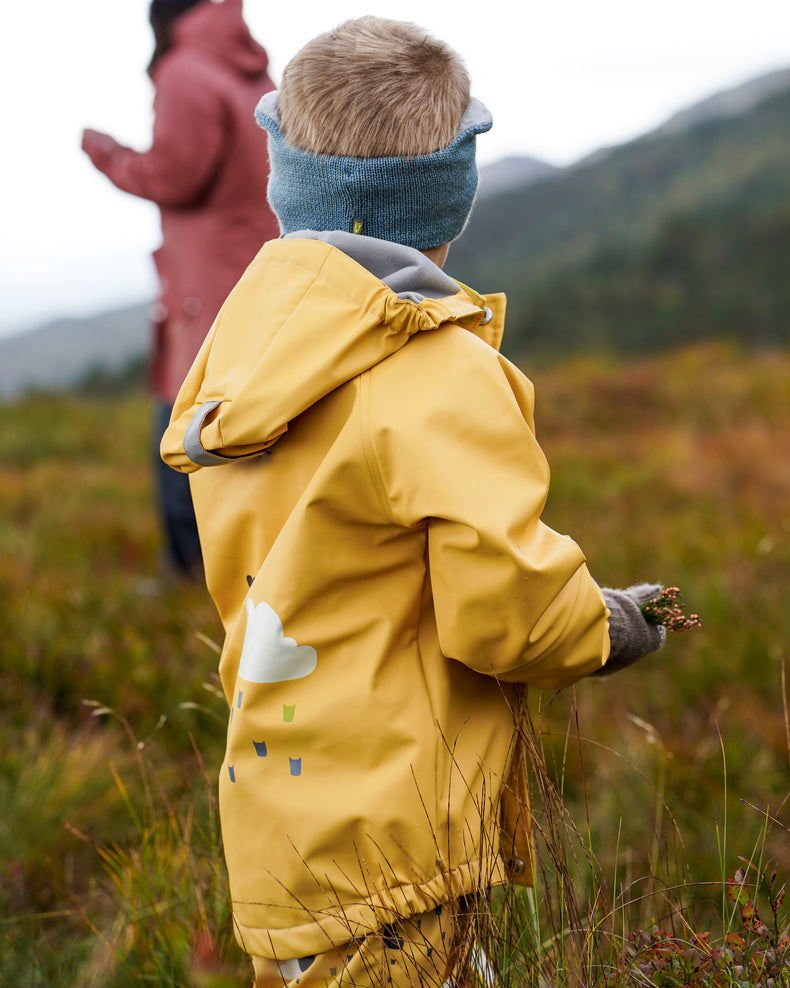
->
[1, 341, 788, 986]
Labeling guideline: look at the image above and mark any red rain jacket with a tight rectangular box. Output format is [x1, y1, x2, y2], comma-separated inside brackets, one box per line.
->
[85, 0, 279, 402]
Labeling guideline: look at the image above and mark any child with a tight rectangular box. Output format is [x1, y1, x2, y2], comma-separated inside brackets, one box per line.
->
[161, 17, 665, 986]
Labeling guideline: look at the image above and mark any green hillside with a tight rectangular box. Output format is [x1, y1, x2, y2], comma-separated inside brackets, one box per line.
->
[450, 82, 790, 361]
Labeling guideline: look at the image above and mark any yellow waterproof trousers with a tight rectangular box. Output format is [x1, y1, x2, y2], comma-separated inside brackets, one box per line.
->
[251, 902, 477, 988]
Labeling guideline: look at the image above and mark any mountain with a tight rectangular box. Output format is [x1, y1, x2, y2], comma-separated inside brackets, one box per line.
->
[477, 155, 559, 199]
[449, 68, 790, 361]
[0, 304, 149, 399]
[656, 66, 790, 136]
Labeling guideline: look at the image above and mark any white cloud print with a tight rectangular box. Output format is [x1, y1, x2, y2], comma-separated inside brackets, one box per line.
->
[237, 599, 318, 684]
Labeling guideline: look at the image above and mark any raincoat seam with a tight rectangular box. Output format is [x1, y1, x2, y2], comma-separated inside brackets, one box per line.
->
[358, 370, 397, 525]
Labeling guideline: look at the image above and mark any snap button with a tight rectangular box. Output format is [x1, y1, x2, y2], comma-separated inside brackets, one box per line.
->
[480, 306, 493, 325]
[147, 301, 168, 323]
[507, 857, 526, 877]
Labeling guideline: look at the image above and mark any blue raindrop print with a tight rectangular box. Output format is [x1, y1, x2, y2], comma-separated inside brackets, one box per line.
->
[382, 925, 404, 951]
[289, 757, 302, 777]
[253, 740, 268, 757]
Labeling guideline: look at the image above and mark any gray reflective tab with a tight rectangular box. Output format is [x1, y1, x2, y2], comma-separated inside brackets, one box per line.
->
[183, 400, 231, 466]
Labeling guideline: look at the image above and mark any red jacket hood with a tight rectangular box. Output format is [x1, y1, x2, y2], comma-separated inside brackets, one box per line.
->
[171, 0, 269, 78]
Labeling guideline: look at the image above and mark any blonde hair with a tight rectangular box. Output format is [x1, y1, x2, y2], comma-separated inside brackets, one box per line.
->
[278, 16, 471, 158]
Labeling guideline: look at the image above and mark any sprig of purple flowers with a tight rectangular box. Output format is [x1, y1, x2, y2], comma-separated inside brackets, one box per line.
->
[641, 586, 702, 632]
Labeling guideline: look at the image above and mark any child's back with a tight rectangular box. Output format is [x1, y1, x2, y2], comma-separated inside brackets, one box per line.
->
[162, 17, 664, 986]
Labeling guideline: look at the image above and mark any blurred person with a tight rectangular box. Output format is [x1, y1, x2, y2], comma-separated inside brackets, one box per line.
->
[82, 0, 279, 580]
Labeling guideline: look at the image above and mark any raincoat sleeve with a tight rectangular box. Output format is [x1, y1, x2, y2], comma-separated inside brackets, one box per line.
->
[87, 56, 227, 207]
[366, 328, 610, 689]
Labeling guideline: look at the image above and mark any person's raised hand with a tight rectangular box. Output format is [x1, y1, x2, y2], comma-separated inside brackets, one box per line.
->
[81, 128, 121, 171]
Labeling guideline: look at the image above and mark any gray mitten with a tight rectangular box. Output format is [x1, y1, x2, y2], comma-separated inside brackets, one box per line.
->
[592, 583, 667, 676]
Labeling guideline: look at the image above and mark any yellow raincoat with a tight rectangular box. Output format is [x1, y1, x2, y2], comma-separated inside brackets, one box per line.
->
[161, 235, 610, 960]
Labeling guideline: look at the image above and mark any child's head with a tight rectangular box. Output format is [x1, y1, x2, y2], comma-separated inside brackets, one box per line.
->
[278, 16, 470, 158]
[255, 17, 492, 252]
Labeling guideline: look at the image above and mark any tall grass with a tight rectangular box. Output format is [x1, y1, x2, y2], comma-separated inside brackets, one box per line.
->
[1, 342, 788, 985]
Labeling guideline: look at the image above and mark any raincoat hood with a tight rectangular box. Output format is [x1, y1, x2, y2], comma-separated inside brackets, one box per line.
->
[162, 233, 503, 472]
[171, 0, 270, 78]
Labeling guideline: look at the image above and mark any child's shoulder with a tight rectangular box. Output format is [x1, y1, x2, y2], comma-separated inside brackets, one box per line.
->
[369, 318, 531, 419]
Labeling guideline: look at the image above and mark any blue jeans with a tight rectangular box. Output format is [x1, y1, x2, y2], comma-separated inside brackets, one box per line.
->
[154, 402, 203, 578]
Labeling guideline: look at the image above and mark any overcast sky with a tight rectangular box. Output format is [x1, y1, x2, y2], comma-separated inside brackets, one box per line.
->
[1, 0, 788, 337]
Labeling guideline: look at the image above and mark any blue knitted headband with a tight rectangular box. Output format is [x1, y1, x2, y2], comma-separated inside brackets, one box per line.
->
[255, 91, 493, 250]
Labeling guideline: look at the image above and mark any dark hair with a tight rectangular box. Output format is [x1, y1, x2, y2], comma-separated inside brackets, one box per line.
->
[148, 0, 203, 72]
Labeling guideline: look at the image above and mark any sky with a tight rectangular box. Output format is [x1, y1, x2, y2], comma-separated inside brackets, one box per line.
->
[1, 0, 788, 338]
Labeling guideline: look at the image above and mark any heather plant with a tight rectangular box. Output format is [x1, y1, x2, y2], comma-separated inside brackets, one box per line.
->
[641, 586, 703, 632]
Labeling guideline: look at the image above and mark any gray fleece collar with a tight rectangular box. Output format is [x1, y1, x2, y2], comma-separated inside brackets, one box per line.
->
[284, 230, 462, 301]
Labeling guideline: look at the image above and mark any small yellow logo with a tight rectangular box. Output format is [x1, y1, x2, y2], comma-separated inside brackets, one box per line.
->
[352, 218, 364, 235]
